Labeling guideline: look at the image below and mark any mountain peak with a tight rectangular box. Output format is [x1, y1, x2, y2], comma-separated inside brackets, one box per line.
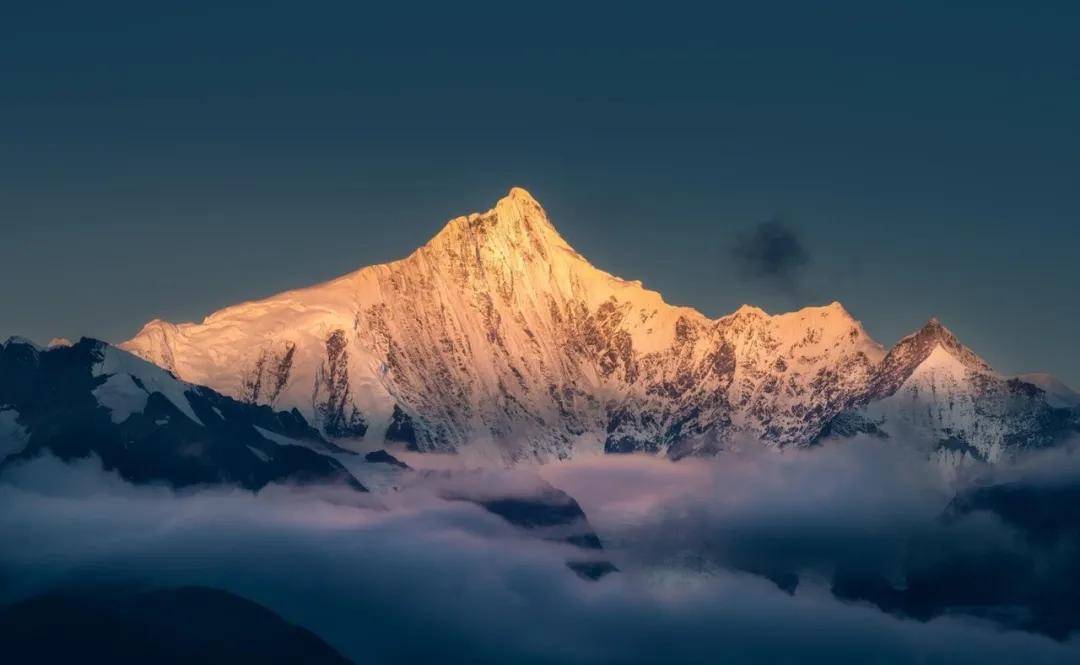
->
[732, 304, 767, 318]
[870, 316, 994, 399]
[420, 187, 579, 271]
[898, 318, 988, 369]
[915, 317, 956, 344]
[490, 186, 553, 231]
[505, 186, 539, 203]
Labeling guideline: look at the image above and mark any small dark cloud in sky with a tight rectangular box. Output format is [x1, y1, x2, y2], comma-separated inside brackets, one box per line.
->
[731, 218, 811, 292]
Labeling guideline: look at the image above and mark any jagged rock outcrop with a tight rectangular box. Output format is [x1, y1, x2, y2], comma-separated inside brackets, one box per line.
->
[313, 330, 367, 438]
[121, 189, 1077, 462]
[240, 340, 296, 405]
[384, 405, 418, 448]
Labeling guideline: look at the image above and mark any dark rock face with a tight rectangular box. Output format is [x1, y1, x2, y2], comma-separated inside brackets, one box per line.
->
[831, 479, 1080, 641]
[314, 330, 367, 438]
[0, 338, 365, 492]
[240, 341, 296, 405]
[946, 481, 1080, 547]
[604, 435, 659, 455]
[479, 495, 593, 531]
[935, 435, 985, 460]
[457, 482, 618, 581]
[364, 449, 410, 469]
[385, 404, 418, 448]
[566, 560, 619, 580]
[812, 411, 887, 444]
[0, 586, 352, 664]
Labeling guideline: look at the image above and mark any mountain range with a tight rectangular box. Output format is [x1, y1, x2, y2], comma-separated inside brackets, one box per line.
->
[93, 187, 1077, 463]
[0, 336, 364, 491]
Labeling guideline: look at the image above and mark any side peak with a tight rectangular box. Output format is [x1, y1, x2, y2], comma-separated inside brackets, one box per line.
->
[919, 317, 954, 340]
[890, 316, 993, 374]
[896, 316, 954, 345]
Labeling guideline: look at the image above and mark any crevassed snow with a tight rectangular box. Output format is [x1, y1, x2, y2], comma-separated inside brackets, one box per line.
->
[0, 408, 29, 458]
[93, 345, 204, 426]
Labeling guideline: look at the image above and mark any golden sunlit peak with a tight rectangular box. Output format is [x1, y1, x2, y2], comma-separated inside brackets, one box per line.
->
[416, 186, 567, 262]
[505, 186, 538, 202]
[493, 186, 549, 224]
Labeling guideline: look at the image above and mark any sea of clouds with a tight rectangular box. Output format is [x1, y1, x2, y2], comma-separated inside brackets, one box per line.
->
[2, 436, 1079, 664]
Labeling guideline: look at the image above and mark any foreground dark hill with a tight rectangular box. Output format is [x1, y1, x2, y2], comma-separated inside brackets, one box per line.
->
[0, 337, 364, 491]
[0, 586, 352, 664]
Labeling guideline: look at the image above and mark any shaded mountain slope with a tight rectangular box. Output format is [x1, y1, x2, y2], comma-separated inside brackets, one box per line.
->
[0, 337, 364, 491]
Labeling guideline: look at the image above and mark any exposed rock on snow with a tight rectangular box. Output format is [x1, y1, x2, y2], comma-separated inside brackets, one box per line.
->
[0, 337, 364, 491]
[121, 189, 1078, 462]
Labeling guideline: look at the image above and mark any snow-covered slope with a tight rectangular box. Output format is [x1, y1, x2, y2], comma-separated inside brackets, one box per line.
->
[121, 188, 1076, 462]
[122, 189, 888, 461]
[836, 320, 1076, 463]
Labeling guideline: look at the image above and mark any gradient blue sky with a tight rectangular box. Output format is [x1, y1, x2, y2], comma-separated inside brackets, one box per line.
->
[3, 2, 1079, 384]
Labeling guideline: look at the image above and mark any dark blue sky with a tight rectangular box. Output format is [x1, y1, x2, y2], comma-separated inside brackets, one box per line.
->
[3, 2, 1079, 384]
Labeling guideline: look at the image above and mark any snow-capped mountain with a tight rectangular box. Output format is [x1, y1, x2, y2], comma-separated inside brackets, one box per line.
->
[833, 319, 1076, 463]
[121, 188, 1078, 462]
[0, 336, 364, 490]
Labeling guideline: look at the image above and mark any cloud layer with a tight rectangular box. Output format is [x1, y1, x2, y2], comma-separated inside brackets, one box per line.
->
[2, 442, 1079, 664]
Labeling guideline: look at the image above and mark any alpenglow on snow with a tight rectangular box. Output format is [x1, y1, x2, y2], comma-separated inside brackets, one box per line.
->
[122, 189, 1079, 463]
